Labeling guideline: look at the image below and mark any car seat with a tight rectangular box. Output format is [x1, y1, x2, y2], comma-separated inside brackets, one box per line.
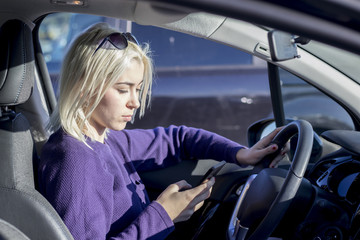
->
[0, 218, 30, 240]
[0, 19, 73, 240]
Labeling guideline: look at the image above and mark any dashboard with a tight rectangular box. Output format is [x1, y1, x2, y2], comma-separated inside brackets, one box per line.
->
[310, 156, 360, 205]
[304, 130, 360, 240]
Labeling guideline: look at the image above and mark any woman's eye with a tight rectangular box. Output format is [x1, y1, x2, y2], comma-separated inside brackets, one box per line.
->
[118, 89, 128, 94]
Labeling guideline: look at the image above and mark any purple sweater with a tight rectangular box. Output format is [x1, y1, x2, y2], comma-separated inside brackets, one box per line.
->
[38, 125, 244, 240]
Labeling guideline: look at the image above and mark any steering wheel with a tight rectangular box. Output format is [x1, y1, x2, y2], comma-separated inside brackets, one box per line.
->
[227, 120, 313, 240]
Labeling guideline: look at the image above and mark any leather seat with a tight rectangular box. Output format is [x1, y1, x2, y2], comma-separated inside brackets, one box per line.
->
[0, 19, 73, 240]
[0, 218, 30, 240]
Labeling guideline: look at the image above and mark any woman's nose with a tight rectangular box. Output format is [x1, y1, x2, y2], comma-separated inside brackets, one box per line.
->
[126, 92, 140, 109]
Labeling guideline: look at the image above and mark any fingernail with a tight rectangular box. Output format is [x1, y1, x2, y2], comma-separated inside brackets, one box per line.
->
[282, 152, 286, 156]
[272, 145, 277, 150]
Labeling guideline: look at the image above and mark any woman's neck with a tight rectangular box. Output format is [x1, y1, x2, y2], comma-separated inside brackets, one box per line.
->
[84, 123, 106, 143]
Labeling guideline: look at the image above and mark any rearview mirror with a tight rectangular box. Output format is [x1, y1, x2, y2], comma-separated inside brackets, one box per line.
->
[268, 30, 310, 61]
[268, 30, 299, 61]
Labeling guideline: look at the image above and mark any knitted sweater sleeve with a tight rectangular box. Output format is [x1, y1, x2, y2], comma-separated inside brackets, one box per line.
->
[117, 125, 245, 171]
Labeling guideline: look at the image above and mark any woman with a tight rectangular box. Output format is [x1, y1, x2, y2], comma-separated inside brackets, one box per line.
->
[38, 23, 287, 240]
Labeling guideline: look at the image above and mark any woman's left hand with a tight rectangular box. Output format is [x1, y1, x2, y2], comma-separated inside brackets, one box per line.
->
[236, 127, 289, 168]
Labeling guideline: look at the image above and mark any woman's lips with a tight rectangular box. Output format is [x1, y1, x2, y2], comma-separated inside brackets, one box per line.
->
[123, 115, 133, 121]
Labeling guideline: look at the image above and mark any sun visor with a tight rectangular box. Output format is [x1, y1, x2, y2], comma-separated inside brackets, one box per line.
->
[133, 2, 192, 25]
[162, 12, 226, 38]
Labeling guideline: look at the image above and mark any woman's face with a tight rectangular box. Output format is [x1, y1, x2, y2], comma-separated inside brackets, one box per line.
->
[90, 59, 144, 138]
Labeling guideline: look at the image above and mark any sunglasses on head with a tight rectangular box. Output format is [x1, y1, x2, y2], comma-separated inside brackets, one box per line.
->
[93, 32, 139, 55]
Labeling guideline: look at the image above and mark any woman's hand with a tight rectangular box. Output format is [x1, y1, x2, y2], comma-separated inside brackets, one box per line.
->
[236, 127, 289, 167]
[156, 178, 215, 223]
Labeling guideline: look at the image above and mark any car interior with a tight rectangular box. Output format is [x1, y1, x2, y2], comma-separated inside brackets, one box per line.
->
[1, 0, 360, 240]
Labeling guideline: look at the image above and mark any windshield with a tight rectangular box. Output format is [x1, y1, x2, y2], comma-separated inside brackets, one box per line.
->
[301, 41, 360, 84]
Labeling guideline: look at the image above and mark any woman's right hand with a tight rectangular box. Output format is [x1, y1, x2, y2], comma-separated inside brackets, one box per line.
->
[155, 178, 215, 223]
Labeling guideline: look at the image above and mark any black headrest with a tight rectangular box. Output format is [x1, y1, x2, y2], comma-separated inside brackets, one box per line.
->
[0, 19, 34, 106]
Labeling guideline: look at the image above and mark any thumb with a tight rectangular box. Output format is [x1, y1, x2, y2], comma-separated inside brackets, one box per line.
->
[254, 127, 283, 149]
[173, 180, 192, 192]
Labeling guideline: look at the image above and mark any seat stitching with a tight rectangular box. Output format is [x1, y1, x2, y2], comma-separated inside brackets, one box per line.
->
[13, 23, 26, 104]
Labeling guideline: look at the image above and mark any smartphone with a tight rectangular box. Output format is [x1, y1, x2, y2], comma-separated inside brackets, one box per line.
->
[197, 160, 226, 186]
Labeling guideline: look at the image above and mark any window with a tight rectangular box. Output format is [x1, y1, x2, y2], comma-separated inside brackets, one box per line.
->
[132, 23, 252, 67]
[279, 68, 354, 135]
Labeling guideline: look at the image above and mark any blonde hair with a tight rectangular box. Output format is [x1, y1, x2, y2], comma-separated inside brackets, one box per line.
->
[48, 23, 153, 144]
